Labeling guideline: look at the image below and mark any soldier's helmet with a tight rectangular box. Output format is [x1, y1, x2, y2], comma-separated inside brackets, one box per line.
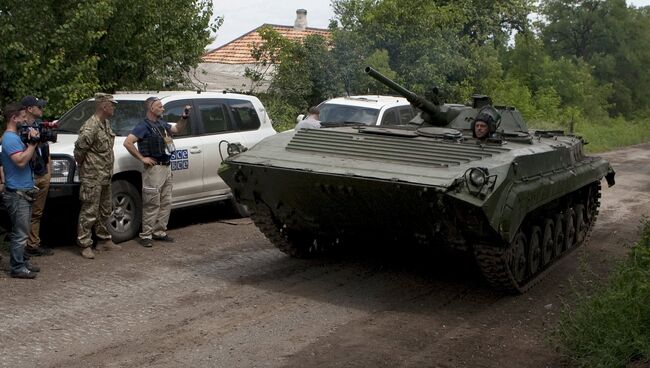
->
[471, 106, 500, 138]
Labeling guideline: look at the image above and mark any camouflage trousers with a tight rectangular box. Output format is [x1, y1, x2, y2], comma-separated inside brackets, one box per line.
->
[77, 182, 112, 248]
[139, 165, 172, 239]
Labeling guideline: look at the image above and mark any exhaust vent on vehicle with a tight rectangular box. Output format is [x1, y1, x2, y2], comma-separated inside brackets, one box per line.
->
[287, 129, 510, 167]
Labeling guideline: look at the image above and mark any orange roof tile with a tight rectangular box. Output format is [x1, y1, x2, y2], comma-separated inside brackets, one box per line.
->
[203, 24, 331, 64]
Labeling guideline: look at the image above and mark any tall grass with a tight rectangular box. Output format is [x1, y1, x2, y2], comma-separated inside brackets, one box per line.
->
[528, 117, 650, 153]
[553, 220, 650, 367]
[576, 119, 650, 153]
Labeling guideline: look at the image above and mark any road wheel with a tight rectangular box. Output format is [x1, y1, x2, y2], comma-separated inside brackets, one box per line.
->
[541, 219, 555, 266]
[574, 204, 587, 244]
[553, 214, 565, 257]
[108, 180, 142, 243]
[528, 226, 542, 275]
[564, 208, 576, 249]
[508, 230, 528, 284]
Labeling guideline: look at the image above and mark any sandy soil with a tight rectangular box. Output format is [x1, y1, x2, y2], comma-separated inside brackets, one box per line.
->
[0, 143, 648, 368]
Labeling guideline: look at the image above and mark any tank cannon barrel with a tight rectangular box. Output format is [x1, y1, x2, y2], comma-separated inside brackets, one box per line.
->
[364, 66, 440, 119]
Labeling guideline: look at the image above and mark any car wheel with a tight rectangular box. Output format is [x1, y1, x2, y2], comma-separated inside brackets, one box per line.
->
[108, 180, 142, 243]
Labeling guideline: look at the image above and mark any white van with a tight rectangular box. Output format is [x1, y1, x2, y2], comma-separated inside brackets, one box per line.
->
[48, 91, 276, 242]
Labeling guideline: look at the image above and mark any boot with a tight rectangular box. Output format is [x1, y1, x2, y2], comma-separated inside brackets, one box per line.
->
[97, 239, 122, 251]
[81, 247, 95, 259]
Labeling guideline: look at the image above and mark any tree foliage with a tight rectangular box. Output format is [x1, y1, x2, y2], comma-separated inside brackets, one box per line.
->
[540, 0, 650, 117]
[252, 0, 649, 128]
[0, 0, 217, 118]
[245, 28, 337, 129]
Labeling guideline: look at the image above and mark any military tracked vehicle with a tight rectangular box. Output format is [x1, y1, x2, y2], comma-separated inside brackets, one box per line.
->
[218, 67, 615, 293]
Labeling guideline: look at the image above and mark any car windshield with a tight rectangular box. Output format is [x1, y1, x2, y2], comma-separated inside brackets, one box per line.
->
[319, 103, 380, 125]
[56, 100, 145, 136]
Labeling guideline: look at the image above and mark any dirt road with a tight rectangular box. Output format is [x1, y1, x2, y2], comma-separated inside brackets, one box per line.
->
[1, 144, 648, 368]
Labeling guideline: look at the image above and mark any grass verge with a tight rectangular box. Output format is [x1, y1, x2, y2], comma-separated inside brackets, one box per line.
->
[553, 220, 650, 367]
[529, 118, 650, 153]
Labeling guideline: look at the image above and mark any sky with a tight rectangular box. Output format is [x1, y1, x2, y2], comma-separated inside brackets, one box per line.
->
[210, 0, 650, 50]
[209, 1, 335, 50]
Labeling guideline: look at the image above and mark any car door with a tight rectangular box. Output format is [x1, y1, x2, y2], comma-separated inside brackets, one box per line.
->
[195, 98, 242, 194]
[162, 100, 204, 201]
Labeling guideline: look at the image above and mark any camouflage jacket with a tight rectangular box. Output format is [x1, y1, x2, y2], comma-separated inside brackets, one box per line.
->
[74, 114, 115, 185]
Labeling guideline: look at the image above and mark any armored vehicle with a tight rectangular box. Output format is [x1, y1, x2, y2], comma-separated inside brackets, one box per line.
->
[218, 67, 615, 293]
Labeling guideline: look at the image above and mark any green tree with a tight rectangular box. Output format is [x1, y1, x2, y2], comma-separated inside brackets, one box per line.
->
[95, 0, 217, 91]
[246, 27, 338, 129]
[330, 0, 529, 99]
[0, 0, 217, 118]
[505, 32, 611, 118]
[0, 1, 109, 116]
[329, 28, 373, 96]
[244, 26, 293, 93]
[540, 0, 650, 117]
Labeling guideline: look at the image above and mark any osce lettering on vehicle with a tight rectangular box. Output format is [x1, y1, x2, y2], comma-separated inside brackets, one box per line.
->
[171, 149, 189, 171]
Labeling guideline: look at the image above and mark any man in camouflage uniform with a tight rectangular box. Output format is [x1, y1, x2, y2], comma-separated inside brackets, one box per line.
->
[73, 93, 120, 259]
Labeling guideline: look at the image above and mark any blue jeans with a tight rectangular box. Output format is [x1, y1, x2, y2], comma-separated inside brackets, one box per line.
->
[2, 191, 32, 273]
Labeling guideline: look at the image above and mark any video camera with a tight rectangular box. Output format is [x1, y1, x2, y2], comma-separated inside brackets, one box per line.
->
[18, 121, 58, 144]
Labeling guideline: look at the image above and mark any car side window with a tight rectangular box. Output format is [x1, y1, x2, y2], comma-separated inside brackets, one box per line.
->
[398, 106, 415, 124]
[163, 100, 193, 137]
[110, 101, 146, 136]
[380, 108, 399, 126]
[196, 99, 233, 134]
[228, 99, 261, 131]
[57, 100, 143, 137]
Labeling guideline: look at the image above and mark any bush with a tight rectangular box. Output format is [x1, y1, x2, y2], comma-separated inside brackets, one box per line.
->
[257, 93, 303, 132]
[554, 220, 650, 367]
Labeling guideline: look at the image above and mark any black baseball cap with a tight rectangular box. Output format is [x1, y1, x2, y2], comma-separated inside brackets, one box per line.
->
[21, 95, 48, 108]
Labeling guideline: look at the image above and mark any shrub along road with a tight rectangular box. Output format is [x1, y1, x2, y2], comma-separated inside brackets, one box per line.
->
[0, 143, 648, 368]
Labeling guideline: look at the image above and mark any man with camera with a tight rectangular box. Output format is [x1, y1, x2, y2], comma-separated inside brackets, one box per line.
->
[1, 102, 42, 278]
[21, 95, 55, 257]
[74, 93, 120, 259]
[123, 97, 190, 247]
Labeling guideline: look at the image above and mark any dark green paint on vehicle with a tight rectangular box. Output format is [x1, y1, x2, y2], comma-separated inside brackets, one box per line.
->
[219, 67, 615, 293]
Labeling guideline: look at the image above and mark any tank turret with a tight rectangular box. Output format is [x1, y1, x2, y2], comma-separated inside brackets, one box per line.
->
[364, 66, 460, 126]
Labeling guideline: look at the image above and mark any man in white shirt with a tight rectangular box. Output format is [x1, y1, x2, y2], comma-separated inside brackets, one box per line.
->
[295, 106, 321, 130]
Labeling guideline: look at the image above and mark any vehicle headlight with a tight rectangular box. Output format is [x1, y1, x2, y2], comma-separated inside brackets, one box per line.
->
[50, 156, 78, 183]
[463, 167, 496, 199]
[468, 168, 487, 187]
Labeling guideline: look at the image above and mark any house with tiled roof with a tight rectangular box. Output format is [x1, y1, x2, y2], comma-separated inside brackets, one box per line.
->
[189, 9, 331, 92]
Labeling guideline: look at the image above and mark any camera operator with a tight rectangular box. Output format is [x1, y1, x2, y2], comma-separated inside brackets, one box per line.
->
[1, 102, 41, 279]
[21, 95, 54, 257]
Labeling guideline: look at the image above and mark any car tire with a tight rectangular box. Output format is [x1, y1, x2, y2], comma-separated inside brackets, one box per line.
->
[108, 180, 142, 243]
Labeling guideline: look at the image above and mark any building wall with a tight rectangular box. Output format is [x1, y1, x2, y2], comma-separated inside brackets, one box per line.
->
[188, 63, 274, 92]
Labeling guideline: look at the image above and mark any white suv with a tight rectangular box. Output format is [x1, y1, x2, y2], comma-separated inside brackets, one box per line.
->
[48, 91, 276, 242]
[315, 95, 416, 126]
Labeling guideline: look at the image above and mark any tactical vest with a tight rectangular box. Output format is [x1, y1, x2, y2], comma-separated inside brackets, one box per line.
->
[137, 121, 168, 158]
